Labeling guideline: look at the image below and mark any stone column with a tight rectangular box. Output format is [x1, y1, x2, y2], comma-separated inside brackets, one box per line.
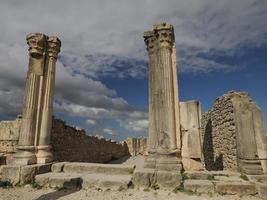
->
[143, 23, 182, 172]
[13, 33, 47, 165]
[153, 23, 180, 155]
[144, 31, 158, 154]
[36, 36, 61, 164]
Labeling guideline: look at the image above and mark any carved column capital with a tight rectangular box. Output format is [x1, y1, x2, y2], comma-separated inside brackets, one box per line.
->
[153, 22, 175, 49]
[26, 33, 47, 57]
[143, 31, 156, 54]
[47, 36, 61, 59]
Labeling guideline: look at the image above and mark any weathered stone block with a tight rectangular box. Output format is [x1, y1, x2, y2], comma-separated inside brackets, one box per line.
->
[215, 181, 257, 195]
[132, 168, 156, 187]
[184, 180, 214, 193]
[1, 165, 20, 185]
[156, 171, 182, 188]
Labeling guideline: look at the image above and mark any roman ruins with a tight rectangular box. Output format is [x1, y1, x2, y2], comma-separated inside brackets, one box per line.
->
[0, 23, 267, 198]
[13, 33, 61, 165]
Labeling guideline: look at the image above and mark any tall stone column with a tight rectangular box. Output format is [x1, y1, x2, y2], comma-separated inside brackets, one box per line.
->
[144, 31, 158, 154]
[13, 33, 47, 165]
[153, 23, 180, 155]
[143, 23, 182, 172]
[36, 36, 61, 164]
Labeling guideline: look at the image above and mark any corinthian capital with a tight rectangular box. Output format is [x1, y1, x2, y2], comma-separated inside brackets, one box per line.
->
[153, 22, 174, 49]
[47, 36, 61, 59]
[143, 31, 156, 53]
[26, 33, 47, 57]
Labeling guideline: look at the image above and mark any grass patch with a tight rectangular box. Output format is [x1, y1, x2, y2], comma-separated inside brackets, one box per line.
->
[173, 182, 184, 193]
[0, 181, 12, 188]
[143, 188, 150, 192]
[31, 181, 42, 189]
[240, 174, 249, 181]
[181, 172, 189, 180]
[207, 175, 215, 180]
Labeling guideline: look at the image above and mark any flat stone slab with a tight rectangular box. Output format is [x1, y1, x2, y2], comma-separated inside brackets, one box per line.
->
[82, 173, 132, 190]
[35, 172, 82, 189]
[256, 182, 267, 200]
[184, 179, 214, 193]
[184, 171, 212, 180]
[215, 181, 257, 195]
[214, 175, 244, 182]
[63, 162, 135, 175]
[248, 175, 267, 183]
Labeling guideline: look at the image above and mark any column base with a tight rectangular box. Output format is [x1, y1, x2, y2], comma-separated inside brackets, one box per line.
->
[12, 145, 36, 165]
[36, 145, 53, 164]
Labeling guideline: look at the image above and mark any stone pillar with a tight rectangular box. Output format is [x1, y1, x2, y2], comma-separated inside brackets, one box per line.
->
[36, 36, 61, 164]
[13, 33, 47, 165]
[144, 31, 157, 154]
[153, 23, 180, 155]
[144, 23, 182, 171]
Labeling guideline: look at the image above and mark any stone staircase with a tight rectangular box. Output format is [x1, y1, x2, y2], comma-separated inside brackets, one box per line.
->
[35, 162, 135, 190]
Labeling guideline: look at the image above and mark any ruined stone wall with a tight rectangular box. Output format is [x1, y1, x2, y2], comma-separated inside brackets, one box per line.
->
[51, 119, 130, 162]
[201, 92, 238, 171]
[125, 137, 147, 156]
[0, 118, 21, 164]
[0, 118, 130, 164]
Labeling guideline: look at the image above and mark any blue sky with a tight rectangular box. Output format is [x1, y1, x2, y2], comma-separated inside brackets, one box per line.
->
[0, 0, 266, 140]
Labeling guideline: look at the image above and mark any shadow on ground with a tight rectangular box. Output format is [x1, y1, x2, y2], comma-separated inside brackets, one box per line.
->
[35, 188, 80, 200]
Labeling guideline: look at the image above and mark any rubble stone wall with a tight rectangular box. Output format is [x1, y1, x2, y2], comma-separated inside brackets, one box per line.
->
[201, 92, 238, 171]
[0, 118, 130, 164]
[51, 119, 130, 162]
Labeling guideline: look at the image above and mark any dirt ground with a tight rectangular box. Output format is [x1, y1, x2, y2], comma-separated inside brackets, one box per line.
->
[0, 186, 262, 200]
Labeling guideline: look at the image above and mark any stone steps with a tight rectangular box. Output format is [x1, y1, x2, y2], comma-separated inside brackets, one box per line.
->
[35, 162, 134, 190]
[53, 162, 135, 175]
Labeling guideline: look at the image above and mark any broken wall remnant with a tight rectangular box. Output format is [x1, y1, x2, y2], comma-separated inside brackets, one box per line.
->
[180, 101, 204, 171]
[201, 91, 267, 174]
[13, 33, 61, 165]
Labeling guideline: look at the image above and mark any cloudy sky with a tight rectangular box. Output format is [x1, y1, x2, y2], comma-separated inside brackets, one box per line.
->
[0, 0, 267, 140]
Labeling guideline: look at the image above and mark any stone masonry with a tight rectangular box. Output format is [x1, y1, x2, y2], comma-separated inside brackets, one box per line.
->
[0, 118, 130, 164]
[201, 91, 267, 174]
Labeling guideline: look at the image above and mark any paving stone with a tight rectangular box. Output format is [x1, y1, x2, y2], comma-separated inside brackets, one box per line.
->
[184, 179, 214, 193]
[215, 181, 257, 195]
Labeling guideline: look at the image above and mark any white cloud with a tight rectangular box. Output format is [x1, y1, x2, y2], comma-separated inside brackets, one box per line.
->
[85, 119, 96, 126]
[0, 0, 266, 139]
[103, 128, 117, 136]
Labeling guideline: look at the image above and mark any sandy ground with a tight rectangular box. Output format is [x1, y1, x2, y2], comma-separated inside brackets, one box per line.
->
[0, 186, 262, 200]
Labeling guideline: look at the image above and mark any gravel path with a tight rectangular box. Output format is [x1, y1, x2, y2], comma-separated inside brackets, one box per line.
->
[0, 186, 261, 200]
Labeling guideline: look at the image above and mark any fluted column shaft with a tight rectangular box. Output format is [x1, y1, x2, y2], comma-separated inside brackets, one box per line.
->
[153, 23, 180, 154]
[14, 33, 46, 165]
[36, 37, 61, 163]
[144, 31, 158, 153]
